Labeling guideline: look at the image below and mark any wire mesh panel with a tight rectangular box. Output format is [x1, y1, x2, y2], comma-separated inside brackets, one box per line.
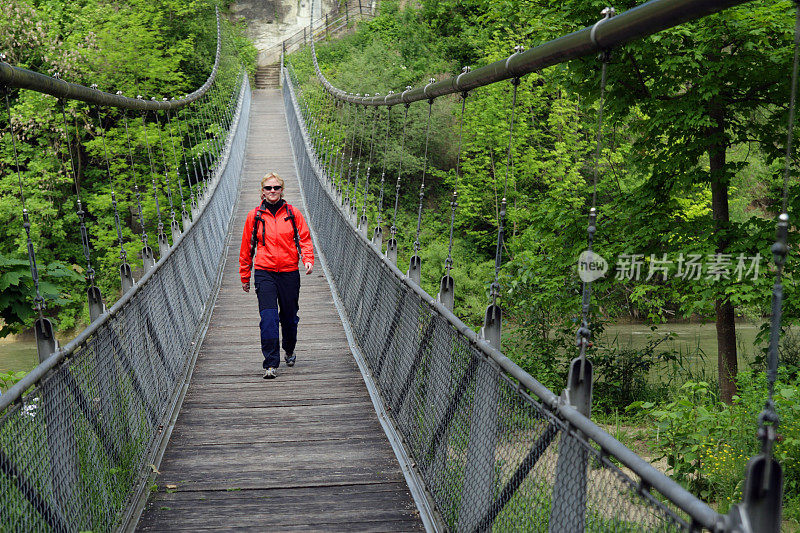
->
[0, 75, 250, 533]
[283, 71, 718, 532]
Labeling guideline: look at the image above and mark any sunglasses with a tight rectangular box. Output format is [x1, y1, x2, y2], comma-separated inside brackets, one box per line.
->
[262, 185, 282, 191]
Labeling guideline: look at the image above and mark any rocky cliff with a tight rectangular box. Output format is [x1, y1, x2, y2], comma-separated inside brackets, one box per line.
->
[230, 0, 339, 66]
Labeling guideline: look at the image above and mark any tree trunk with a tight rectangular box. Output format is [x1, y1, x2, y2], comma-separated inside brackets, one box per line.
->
[708, 102, 737, 404]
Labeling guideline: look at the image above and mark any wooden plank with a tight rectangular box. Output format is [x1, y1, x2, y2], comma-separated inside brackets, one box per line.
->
[138, 484, 423, 532]
[136, 90, 422, 531]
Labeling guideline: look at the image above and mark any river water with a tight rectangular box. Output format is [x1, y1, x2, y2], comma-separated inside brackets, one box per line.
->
[0, 335, 38, 374]
[600, 321, 766, 378]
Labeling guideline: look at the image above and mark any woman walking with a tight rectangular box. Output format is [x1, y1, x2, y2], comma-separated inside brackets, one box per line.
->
[239, 172, 314, 379]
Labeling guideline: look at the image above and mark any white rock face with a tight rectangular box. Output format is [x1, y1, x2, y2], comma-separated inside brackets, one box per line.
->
[230, 0, 341, 66]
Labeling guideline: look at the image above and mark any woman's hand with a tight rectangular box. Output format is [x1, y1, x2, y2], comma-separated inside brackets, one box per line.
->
[242, 281, 250, 292]
[304, 262, 314, 275]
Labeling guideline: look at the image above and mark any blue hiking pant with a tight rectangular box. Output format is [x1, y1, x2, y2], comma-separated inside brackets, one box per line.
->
[254, 269, 300, 369]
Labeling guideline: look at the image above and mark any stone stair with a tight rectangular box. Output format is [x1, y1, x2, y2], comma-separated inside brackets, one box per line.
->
[254, 64, 281, 88]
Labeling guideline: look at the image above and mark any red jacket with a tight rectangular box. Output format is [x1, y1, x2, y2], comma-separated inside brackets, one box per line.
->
[239, 201, 314, 283]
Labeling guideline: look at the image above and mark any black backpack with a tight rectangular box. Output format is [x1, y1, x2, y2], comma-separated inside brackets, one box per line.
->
[249, 200, 303, 263]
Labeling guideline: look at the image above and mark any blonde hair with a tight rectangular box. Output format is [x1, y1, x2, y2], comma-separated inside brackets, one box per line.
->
[260, 172, 285, 198]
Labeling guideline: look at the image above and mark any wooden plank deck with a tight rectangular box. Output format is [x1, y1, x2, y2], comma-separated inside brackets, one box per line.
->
[136, 89, 424, 532]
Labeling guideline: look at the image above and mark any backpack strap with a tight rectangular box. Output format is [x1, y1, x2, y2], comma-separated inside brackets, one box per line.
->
[284, 204, 304, 263]
[249, 200, 267, 260]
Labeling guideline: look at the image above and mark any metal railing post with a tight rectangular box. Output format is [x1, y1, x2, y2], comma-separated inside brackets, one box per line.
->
[37, 315, 77, 529]
[407, 256, 421, 285]
[120, 263, 135, 293]
[725, 454, 783, 532]
[88, 285, 105, 323]
[458, 358, 500, 531]
[549, 357, 593, 531]
[436, 275, 454, 311]
[456, 308, 502, 530]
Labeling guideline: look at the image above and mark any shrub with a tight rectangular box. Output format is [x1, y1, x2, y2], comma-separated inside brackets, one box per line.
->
[629, 371, 800, 516]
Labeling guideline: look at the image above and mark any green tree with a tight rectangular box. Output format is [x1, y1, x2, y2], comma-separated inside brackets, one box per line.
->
[556, 0, 797, 402]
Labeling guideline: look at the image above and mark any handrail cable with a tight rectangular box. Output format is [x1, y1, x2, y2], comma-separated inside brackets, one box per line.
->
[0, 8, 223, 110]
[310, 0, 749, 107]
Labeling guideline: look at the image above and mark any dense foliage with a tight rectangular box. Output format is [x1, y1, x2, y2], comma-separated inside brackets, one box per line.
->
[0, 0, 256, 334]
[287, 0, 799, 519]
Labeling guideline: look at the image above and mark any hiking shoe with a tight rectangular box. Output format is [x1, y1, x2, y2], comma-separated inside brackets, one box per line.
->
[284, 352, 296, 367]
[263, 367, 277, 379]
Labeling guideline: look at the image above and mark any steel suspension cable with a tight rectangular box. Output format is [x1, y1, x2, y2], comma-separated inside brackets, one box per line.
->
[413, 88, 435, 259]
[173, 104, 197, 209]
[446, 81, 470, 278]
[186, 101, 209, 198]
[376, 97, 393, 229]
[491, 63, 521, 308]
[318, 89, 333, 179]
[92, 98, 128, 265]
[310, 88, 323, 159]
[322, 90, 339, 179]
[345, 102, 362, 207]
[361, 101, 381, 225]
[351, 101, 369, 216]
[121, 110, 149, 249]
[208, 89, 223, 162]
[153, 104, 178, 227]
[62, 100, 98, 291]
[577, 35, 613, 360]
[196, 94, 216, 175]
[337, 102, 357, 195]
[210, 84, 227, 153]
[202, 90, 221, 159]
[392, 100, 411, 240]
[759, 0, 800, 466]
[217, 79, 234, 153]
[164, 106, 189, 223]
[0, 7, 223, 111]
[139, 102, 167, 247]
[3, 84, 45, 319]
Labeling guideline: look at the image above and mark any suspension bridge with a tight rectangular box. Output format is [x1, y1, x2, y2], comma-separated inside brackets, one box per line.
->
[0, 0, 792, 531]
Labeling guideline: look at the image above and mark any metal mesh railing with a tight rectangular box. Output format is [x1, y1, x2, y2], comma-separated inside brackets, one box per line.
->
[284, 69, 726, 532]
[0, 74, 250, 533]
